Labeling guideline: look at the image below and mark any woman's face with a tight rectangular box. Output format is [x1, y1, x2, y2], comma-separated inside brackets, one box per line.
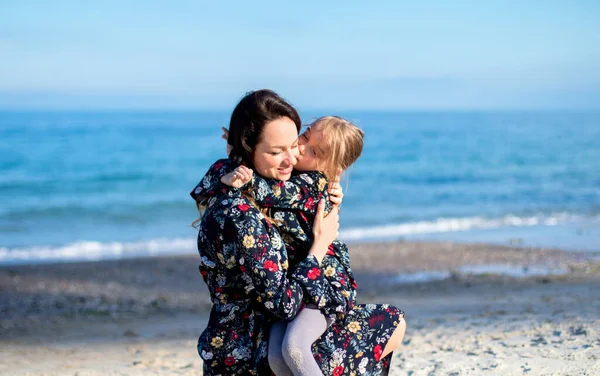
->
[253, 117, 299, 181]
[295, 123, 327, 172]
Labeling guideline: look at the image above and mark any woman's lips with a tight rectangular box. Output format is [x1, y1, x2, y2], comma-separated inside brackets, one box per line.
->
[278, 166, 293, 174]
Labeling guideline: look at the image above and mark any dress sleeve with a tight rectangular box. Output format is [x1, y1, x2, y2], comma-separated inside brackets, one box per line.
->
[190, 158, 238, 204]
[226, 212, 330, 321]
[250, 171, 333, 215]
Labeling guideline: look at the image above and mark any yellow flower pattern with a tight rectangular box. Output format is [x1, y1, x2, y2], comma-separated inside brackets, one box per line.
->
[243, 234, 255, 248]
[324, 266, 336, 277]
[211, 336, 223, 348]
[347, 321, 361, 333]
[317, 178, 326, 192]
[272, 184, 282, 197]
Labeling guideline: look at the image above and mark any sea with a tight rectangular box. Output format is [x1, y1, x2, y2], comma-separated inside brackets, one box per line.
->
[1, 110, 599, 265]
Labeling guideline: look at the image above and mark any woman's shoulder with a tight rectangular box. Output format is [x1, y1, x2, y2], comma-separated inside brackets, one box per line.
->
[204, 194, 266, 226]
[190, 158, 237, 202]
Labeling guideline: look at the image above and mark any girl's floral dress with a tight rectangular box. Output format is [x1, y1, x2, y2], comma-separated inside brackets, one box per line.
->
[200, 158, 405, 375]
[191, 160, 344, 375]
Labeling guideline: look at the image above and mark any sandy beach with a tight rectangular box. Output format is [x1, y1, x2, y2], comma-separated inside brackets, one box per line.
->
[1, 241, 599, 375]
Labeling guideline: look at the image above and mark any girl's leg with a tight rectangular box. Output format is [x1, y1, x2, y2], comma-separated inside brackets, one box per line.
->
[281, 307, 328, 376]
[268, 321, 294, 376]
[381, 316, 407, 359]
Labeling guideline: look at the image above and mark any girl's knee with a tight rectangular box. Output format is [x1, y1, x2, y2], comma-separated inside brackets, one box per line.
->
[394, 317, 407, 343]
[281, 337, 309, 368]
[398, 317, 407, 332]
[382, 317, 407, 358]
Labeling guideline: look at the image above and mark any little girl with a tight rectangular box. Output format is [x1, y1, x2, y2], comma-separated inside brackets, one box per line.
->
[220, 116, 403, 375]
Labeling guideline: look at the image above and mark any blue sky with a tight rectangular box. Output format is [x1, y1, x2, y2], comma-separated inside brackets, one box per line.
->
[1, 0, 599, 109]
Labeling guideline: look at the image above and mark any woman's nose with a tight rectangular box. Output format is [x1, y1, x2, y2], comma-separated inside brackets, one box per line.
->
[286, 149, 298, 165]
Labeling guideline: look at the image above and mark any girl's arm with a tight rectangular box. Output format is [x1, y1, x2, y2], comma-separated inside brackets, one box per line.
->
[255, 171, 331, 214]
[220, 166, 333, 215]
[190, 158, 239, 204]
[220, 165, 343, 213]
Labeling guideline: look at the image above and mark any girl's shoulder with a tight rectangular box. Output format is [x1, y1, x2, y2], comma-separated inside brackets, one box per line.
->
[288, 170, 329, 194]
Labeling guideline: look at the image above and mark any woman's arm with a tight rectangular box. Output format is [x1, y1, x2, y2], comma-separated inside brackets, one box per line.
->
[226, 208, 335, 321]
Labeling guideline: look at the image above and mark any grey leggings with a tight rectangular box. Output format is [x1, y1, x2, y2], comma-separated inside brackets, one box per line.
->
[268, 307, 329, 376]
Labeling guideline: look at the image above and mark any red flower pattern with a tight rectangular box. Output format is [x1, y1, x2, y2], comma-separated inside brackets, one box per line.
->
[263, 260, 278, 272]
[304, 196, 315, 210]
[327, 244, 335, 256]
[307, 267, 321, 280]
[333, 365, 344, 376]
[224, 356, 236, 366]
[374, 344, 383, 362]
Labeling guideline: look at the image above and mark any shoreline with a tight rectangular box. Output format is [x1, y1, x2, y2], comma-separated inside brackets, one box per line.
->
[3, 215, 599, 265]
[2, 237, 597, 268]
[1, 240, 599, 375]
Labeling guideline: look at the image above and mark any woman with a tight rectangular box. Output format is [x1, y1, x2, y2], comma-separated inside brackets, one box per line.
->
[214, 115, 406, 375]
[191, 89, 341, 375]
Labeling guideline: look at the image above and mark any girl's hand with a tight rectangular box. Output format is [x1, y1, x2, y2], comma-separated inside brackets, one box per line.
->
[328, 181, 344, 206]
[310, 199, 340, 263]
[220, 166, 253, 188]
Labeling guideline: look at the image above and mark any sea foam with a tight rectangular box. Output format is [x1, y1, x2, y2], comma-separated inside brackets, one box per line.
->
[1, 213, 595, 265]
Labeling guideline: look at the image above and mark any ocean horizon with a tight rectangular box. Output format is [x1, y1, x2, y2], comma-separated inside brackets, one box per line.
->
[1, 110, 599, 265]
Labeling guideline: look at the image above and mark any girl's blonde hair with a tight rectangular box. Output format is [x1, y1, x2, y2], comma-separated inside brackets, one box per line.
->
[310, 116, 365, 181]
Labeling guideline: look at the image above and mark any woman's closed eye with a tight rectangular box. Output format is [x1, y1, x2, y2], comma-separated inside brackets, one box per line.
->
[271, 142, 298, 155]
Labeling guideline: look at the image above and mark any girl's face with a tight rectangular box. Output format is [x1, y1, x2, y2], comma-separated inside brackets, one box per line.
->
[295, 123, 328, 172]
[253, 117, 299, 181]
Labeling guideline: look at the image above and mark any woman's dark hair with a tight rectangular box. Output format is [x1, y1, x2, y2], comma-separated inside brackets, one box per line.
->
[228, 89, 301, 168]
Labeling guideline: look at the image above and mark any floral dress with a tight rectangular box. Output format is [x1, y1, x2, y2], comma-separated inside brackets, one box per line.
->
[191, 159, 345, 375]
[204, 158, 405, 375]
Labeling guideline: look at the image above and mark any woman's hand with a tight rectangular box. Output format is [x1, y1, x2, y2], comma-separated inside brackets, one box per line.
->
[310, 199, 340, 264]
[220, 165, 253, 188]
[328, 181, 344, 206]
